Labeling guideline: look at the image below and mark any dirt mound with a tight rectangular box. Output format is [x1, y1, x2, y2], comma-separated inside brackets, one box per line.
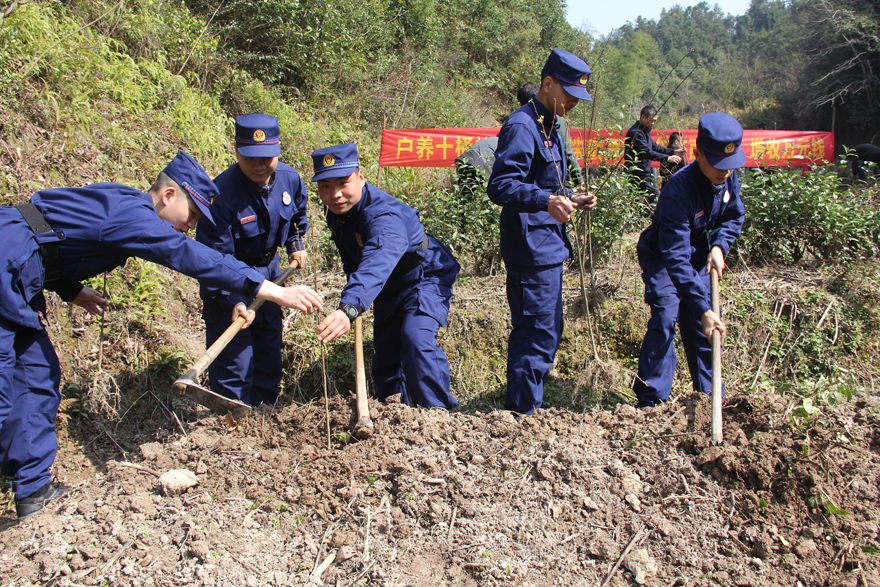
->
[2, 389, 877, 586]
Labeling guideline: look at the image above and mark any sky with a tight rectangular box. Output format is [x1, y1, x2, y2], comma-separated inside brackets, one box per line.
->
[566, 0, 754, 37]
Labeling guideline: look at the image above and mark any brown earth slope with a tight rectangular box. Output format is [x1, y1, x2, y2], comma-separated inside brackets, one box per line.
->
[1, 384, 878, 586]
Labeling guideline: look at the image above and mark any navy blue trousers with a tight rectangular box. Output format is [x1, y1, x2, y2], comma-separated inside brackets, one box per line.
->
[0, 316, 61, 499]
[633, 265, 714, 407]
[203, 300, 283, 407]
[372, 286, 457, 410]
[503, 264, 564, 415]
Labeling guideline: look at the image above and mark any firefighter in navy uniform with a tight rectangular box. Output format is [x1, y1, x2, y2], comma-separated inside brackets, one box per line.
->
[633, 113, 746, 408]
[487, 49, 597, 415]
[0, 151, 322, 520]
[196, 114, 310, 407]
[312, 143, 460, 410]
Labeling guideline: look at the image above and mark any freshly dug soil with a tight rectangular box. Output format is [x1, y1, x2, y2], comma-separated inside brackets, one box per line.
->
[2, 387, 878, 586]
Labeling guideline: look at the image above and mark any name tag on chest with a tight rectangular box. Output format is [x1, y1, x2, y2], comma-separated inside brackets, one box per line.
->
[240, 215, 257, 225]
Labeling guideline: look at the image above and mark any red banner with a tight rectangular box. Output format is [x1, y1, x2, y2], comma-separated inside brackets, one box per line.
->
[378, 128, 834, 168]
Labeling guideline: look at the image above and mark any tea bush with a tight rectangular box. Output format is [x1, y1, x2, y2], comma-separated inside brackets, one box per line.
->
[738, 162, 880, 263]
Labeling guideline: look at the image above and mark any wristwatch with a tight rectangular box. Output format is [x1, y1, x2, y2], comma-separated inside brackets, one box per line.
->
[338, 303, 360, 323]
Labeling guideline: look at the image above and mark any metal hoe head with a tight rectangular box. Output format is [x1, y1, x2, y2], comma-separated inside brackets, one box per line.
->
[172, 369, 252, 420]
[353, 416, 374, 440]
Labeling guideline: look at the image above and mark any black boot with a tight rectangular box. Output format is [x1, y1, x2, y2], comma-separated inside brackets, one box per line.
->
[15, 481, 72, 520]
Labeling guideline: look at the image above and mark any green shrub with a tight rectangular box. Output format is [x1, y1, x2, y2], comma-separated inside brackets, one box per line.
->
[739, 162, 880, 263]
[417, 173, 502, 274]
[574, 165, 645, 267]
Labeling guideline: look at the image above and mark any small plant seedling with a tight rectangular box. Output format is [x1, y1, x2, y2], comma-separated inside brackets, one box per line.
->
[333, 431, 352, 445]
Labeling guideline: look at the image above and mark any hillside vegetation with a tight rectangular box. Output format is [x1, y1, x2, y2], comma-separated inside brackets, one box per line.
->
[0, 0, 878, 425]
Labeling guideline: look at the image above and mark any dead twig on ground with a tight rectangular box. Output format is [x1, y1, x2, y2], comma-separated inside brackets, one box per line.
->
[308, 550, 337, 585]
[343, 560, 375, 587]
[447, 504, 458, 545]
[114, 461, 160, 477]
[560, 532, 581, 545]
[600, 526, 646, 587]
[750, 300, 785, 389]
[242, 497, 273, 526]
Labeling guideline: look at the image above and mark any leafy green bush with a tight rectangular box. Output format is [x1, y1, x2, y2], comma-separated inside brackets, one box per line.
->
[738, 163, 880, 263]
[415, 173, 502, 274]
[574, 166, 645, 266]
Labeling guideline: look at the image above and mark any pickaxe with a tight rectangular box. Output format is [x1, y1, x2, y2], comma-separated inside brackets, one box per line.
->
[171, 262, 300, 418]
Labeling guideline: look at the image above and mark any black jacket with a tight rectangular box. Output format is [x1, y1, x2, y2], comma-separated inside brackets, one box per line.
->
[624, 120, 676, 180]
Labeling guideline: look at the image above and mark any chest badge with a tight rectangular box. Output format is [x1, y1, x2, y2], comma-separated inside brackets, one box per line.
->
[355, 232, 364, 247]
[544, 140, 552, 147]
[240, 214, 257, 224]
[723, 190, 730, 203]
[282, 191, 291, 206]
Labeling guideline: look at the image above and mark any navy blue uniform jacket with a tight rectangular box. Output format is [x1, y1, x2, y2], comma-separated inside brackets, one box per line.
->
[487, 99, 572, 267]
[196, 162, 309, 313]
[625, 120, 676, 181]
[638, 162, 746, 315]
[326, 183, 457, 324]
[1, 184, 265, 330]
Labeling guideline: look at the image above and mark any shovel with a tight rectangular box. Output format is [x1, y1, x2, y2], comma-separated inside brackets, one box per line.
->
[171, 261, 300, 418]
[710, 267, 722, 445]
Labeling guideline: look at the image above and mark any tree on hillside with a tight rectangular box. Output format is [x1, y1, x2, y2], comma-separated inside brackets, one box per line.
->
[801, 0, 879, 116]
[181, 0, 590, 127]
[636, 2, 736, 65]
[603, 31, 666, 110]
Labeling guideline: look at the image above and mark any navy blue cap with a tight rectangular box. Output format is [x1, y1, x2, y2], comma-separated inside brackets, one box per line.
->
[697, 113, 746, 170]
[544, 48, 592, 101]
[311, 143, 360, 182]
[161, 151, 218, 225]
[235, 113, 281, 158]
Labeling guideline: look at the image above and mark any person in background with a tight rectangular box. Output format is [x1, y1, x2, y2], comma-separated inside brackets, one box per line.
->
[624, 105, 685, 209]
[1, 151, 322, 520]
[313, 143, 460, 410]
[658, 131, 685, 189]
[487, 48, 597, 415]
[632, 113, 746, 408]
[196, 114, 310, 407]
[455, 136, 498, 197]
[848, 143, 880, 185]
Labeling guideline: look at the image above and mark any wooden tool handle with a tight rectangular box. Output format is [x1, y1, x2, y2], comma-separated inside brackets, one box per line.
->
[355, 316, 369, 417]
[353, 315, 374, 439]
[188, 261, 300, 379]
[710, 267, 723, 445]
